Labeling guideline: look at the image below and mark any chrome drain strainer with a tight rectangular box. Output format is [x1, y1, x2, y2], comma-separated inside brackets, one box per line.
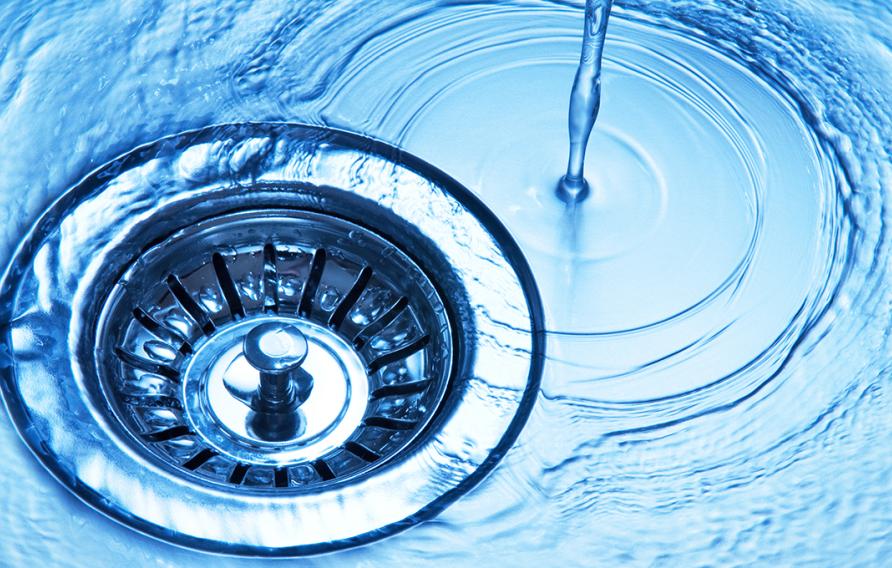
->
[101, 209, 452, 489]
[0, 123, 543, 555]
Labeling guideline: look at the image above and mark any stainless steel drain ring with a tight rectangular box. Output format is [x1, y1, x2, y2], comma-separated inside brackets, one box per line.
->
[0, 122, 544, 555]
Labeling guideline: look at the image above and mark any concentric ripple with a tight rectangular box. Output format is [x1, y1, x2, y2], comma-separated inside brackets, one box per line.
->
[1, 0, 892, 565]
[322, 2, 852, 440]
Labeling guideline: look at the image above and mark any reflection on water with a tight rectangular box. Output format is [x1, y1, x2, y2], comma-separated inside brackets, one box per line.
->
[1, 0, 892, 565]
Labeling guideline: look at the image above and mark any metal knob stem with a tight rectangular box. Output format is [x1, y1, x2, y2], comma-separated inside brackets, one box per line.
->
[243, 322, 314, 440]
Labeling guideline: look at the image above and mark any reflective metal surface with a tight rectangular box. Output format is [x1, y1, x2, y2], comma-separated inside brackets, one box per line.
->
[98, 209, 452, 488]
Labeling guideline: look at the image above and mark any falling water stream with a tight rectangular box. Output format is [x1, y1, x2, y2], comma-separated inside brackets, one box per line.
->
[2, 0, 892, 565]
[558, 0, 613, 203]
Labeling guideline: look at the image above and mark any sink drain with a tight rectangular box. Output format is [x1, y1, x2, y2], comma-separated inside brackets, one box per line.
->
[101, 209, 452, 488]
[0, 123, 543, 555]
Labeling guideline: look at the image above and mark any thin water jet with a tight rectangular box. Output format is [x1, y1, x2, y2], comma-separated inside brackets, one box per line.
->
[556, 0, 614, 204]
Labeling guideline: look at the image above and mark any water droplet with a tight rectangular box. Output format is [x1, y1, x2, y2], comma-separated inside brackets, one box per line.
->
[240, 272, 261, 301]
[144, 340, 177, 362]
[202, 456, 229, 476]
[279, 275, 300, 297]
[163, 313, 191, 335]
[199, 285, 223, 312]
[319, 286, 341, 311]
[124, 373, 173, 396]
[378, 398, 407, 414]
[388, 316, 414, 343]
[219, 245, 239, 260]
[166, 437, 196, 451]
[243, 467, 274, 487]
[371, 336, 393, 351]
[291, 464, 315, 483]
[140, 407, 178, 429]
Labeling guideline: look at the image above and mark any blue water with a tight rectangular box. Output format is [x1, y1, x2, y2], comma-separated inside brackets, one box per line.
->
[1, 0, 892, 565]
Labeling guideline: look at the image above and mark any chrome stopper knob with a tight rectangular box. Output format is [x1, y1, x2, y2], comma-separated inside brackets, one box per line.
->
[241, 322, 314, 441]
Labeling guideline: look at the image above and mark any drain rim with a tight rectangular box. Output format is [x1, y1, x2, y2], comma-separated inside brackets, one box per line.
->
[0, 122, 545, 556]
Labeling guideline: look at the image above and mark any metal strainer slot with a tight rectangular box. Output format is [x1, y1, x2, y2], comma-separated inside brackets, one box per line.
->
[0, 122, 543, 555]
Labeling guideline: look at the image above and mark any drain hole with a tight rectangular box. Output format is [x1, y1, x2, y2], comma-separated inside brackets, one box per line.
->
[228, 463, 250, 485]
[344, 441, 381, 463]
[297, 248, 326, 318]
[212, 252, 246, 319]
[364, 416, 418, 431]
[0, 123, 543, 553]
[274, 467, 290, 488]
[262, 243, 280, 314]
[312, 459, 336, 481]
[144, 425, 193, 443]
[370, 380, 432, 400]
[97, 210, 455, 490]
[183, 448, 217, 471]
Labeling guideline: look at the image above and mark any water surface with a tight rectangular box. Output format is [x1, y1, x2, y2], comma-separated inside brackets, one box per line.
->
[1, 0, 892, 565]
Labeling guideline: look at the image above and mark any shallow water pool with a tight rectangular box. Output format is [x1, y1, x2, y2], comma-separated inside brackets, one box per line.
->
[1, 0, 892, 565]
